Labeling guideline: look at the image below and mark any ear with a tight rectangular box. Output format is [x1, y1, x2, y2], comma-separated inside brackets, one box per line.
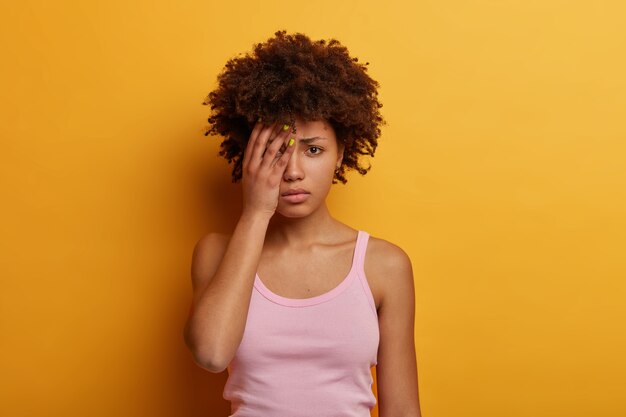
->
[336, 141, 345, 167]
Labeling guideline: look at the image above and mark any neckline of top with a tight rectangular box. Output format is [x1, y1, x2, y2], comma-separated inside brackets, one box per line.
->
[253, 230, 363, 307]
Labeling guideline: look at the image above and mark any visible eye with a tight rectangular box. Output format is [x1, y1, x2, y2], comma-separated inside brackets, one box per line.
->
[307, 146, 323, 155]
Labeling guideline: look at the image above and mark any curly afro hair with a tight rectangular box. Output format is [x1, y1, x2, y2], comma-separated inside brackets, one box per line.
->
[202, 29, 386, 184]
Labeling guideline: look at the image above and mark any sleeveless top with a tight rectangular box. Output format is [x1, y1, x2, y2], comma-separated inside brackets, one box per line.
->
[222, 230, 380, 417]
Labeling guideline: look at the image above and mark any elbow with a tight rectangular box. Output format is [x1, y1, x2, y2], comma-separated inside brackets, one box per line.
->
[192, 352, 228, 373]
[183, 330, 229, 373]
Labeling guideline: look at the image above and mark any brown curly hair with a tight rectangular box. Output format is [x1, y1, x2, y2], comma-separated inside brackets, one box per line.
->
[202, 30, 386, 184]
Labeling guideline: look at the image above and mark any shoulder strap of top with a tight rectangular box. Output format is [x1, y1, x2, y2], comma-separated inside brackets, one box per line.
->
[355, 230, 370, 276]
[355, 231, 377, 316]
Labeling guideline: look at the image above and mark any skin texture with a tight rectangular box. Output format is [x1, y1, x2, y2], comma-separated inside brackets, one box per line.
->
[185, 116, 422, 416]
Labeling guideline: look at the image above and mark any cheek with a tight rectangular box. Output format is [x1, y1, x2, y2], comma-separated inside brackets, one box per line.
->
[307, 159, 336, 181]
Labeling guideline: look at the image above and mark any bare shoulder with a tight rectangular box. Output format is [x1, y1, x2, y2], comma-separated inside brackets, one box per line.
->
[364, 235, 415, 311]
[190, 232, 231, 296]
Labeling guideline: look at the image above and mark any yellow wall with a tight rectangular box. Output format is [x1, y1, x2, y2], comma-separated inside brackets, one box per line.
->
[1, 1, 625, 416]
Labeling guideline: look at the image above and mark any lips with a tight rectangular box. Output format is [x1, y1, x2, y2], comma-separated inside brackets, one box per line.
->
[281, 188, 310, 196]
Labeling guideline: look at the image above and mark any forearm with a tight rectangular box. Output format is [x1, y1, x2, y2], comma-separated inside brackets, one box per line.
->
[185, 212, 270, 371]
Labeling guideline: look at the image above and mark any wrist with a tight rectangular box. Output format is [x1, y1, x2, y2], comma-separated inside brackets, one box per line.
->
[239, 210, 273, 226]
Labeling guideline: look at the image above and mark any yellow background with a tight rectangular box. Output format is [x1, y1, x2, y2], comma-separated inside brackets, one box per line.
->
[1, 1, 625, 416]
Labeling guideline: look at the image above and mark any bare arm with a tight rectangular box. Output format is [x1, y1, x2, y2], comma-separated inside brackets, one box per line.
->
[183, 212, 270, 372]
[375, 242, 422, 416]
[183, 120, 297, 372]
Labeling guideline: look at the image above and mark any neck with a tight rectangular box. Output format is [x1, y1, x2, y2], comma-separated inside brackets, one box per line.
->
[265, 203, 337, 249]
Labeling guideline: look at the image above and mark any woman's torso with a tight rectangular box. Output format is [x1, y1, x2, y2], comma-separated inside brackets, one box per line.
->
[216, 226, 386, 416]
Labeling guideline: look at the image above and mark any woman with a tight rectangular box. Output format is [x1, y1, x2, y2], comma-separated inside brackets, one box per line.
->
[184, 30, 422, 417]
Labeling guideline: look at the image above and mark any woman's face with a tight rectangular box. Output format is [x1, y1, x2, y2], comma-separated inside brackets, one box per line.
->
[275, 116, 344, 217]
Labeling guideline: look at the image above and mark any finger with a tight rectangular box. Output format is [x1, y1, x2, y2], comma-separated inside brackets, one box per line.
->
[249, 122, 279, 170]
[261, 124, 292, 169]
[242, 121, 264, 169]
[261, 122, 286, 155]
[271, 135, 297, 172]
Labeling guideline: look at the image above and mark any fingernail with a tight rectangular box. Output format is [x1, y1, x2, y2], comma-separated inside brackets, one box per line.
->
[288, 138, 295, 146]
[282, 124, 290, 131]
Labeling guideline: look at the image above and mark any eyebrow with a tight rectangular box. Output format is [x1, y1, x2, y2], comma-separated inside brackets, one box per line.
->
[299, 136, 327, 143]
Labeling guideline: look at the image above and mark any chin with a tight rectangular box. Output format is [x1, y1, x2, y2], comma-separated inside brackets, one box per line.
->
[275, 209, 308, 218]
[274, 204, 313, 218]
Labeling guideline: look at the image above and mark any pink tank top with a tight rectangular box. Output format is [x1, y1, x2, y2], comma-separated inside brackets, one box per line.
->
[222, 230, 380, 416]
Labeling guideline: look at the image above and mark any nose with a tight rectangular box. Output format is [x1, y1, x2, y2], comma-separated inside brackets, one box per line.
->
[282, 146, 303, 182]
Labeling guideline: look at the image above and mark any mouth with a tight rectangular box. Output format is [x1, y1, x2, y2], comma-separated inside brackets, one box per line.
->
[281, 192, 311, 203]
[281, 189, 310, 197]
